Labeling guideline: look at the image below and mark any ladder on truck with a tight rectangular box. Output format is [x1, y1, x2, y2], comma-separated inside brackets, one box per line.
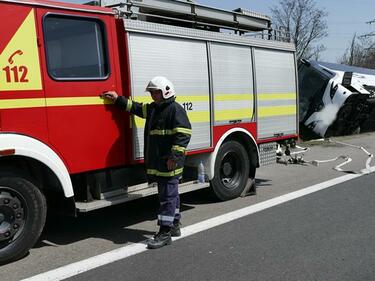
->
[88, 0, 290, 41]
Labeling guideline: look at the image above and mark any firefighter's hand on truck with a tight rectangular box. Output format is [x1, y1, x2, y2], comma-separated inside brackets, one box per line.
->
[100, 91, 118, 101]
[167, 158, 177, 170]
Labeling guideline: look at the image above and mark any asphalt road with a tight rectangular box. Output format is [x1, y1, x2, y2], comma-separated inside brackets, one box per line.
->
[1, 133, 375, 280]
[68, 173, 375, 281]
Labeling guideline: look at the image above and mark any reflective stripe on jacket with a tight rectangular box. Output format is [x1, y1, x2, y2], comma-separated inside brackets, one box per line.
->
[115, 96, 192, 180]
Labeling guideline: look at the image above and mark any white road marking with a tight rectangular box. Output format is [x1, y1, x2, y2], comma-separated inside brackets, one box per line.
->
[22, 167, 375, 281]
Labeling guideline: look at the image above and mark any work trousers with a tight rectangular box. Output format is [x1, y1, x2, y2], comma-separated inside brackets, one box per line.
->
[157, 178, 180, 226]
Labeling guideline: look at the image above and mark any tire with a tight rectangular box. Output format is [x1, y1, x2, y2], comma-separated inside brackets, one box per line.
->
[0, 177, 47, 264]
[210, 141, 250, 201]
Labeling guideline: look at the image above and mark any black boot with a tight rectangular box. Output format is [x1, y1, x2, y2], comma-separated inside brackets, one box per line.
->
[147, 226, 172, 249]
[171, 220, 181, 237]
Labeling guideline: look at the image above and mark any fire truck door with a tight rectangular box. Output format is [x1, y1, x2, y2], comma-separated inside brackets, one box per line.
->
[37, 10, 126, 173]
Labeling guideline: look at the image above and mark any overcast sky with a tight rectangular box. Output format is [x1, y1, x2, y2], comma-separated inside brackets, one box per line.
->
[64, 0, 375, 64]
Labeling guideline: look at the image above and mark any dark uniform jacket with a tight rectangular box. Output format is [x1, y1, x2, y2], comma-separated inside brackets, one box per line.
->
[116, 96, 191, 181]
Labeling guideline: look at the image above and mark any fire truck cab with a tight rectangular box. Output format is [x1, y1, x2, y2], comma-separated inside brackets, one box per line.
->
[0, 0, 298, 264]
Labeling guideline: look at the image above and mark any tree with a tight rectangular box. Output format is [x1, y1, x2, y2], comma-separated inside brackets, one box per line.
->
[340, 35, 375, 68]
[270, 0, 328, 61]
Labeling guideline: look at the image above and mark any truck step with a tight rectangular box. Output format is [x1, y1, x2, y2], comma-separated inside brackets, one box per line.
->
[259, 142, 277, 166]
[75, 181, 210, 212]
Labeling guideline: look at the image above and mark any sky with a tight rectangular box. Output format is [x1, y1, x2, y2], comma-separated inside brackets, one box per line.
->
[196, 0, 375, 63]
[64, 0, 375, 64]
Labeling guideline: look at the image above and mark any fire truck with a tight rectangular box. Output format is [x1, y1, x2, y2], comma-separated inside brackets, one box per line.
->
[0, 0, 298, 263]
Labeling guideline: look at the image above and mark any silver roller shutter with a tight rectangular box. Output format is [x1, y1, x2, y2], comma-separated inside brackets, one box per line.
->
[254, 48, 297, 139]
[210, 43, 254, 125]
[127, 33, 211, 159]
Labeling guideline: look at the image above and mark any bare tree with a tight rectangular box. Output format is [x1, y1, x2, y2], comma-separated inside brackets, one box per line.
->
[270, 0, 328, 60]
[340, 35, 375, 68]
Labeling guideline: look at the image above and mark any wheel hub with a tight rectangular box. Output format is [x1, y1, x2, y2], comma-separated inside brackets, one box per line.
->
[222, 162, 233, 177]
[220, 152, 241, 189]
[0, 191, 25, 242]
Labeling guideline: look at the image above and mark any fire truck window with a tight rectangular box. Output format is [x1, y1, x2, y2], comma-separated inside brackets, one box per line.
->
[44, 15, 109, 80]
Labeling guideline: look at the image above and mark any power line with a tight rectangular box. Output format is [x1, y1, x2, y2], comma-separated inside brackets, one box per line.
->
[361, 19, 375, 37]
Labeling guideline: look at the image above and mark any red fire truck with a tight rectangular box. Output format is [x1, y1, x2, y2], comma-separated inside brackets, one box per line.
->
[0, 0, 298, 263]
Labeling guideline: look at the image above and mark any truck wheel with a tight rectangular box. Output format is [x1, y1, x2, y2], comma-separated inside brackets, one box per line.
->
[0, 177, 46, 264]
[210, 141, 250, 201]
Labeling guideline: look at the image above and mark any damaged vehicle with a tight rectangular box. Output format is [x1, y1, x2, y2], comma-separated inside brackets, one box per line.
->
[298, 59, 375, 139]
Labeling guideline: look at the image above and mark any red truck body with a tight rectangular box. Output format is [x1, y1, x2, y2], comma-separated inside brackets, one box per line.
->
[0, 0, 298, 264]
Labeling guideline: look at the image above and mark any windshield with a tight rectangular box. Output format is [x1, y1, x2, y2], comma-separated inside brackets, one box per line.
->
[298, 63, 330, 121]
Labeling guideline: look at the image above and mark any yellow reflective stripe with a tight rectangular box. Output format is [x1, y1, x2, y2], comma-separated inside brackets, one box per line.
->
[0, 98, 45, 109]
[258, 93, 296, 100]
[126, 99, 132, 112]
[133, 96, 151, 103]
[186, 111, 209, 123]
[215, 109, 253, 121]
[133, 117, 145, 128]
[258, 105, 296, 118]
[142, 104, 147, 118]
[135, 95, 209, 103]
[149, 129, 167, 135]
[134, 111, 209, 128]
[172, 145, 186, 153]
[215, 94, 253, 101]
[134, 93, 295, 102]
[46, 97, 112, 106]
[147, 168, 184, 177]
[0, 93, 296, 110]
[149, 127, 192, 136]
[0, 97, 113, 109]
[174, 127, 192, 135]
[132, 94, 272, 103]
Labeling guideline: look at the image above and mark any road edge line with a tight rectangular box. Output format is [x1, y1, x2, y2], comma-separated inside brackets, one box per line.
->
[22, 169, 372, 281]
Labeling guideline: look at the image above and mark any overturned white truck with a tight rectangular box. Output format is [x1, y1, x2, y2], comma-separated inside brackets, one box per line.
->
[299, 60, 375, 138]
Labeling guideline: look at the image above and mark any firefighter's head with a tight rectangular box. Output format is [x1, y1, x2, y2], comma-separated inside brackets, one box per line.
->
[146, 76, 175, 102]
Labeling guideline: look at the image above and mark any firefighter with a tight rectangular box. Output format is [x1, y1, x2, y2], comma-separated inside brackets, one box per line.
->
[102, 76, 191, 249]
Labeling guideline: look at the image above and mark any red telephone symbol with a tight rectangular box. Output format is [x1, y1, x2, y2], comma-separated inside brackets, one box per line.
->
[8, 50, 23, 64]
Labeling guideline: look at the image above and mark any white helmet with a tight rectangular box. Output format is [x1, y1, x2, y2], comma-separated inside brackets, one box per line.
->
[145, 76, 175, 99]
